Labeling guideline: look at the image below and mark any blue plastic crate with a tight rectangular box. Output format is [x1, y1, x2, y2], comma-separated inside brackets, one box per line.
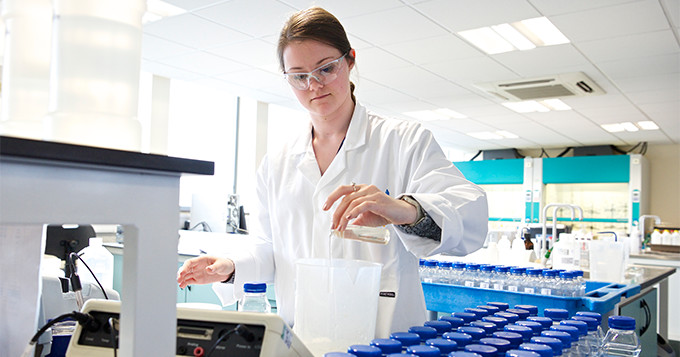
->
[422, 281, 640, 316]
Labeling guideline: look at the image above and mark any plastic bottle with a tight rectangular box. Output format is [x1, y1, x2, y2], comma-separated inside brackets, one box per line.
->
[409, 325, 438, 343]
[370, 338, 402, 355]
[543, 309, 569, 328]
[650, 229, 662, 245]
[422, 260, 438, 283]
[507, 267, 526, 292]
[442, 331, 473, 350]
[492, 266, 509, 291]
[347, 344, 382, 357]
[602, 316, 641, 356]
[452, 262, 466, 285]
[540, 330, 573, 357]
[576, 311, 605, 349]
[571, 271, 586, 297]
[464, 344, 498, 357]
[478, 265, 494, 289]
[540, 270, 558, 296]
[479, 337, 512, 356]
[661, 230, 672, 245]
[463, 263, 480, 288]
[522, 269, 542, 294]
[671, 230, 680, 246]
[515, 305, 538, 317]
[530, 336, 563, 356]
[406, 344, 441, 357]
[389, 332, 421, 352]
[557, 271, 575, 297]
[438, 261, 453, 284]
[77, 237, 114, 289]
[518, 342, 554, 357]
[560, 320, 589, 356]
[425, 338, 458, 355]
[425, 320, 453, 336]
[571, 316, 601, 357]
[239, 282, 271, 313]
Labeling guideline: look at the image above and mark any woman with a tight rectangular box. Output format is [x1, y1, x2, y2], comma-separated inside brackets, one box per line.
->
[177, 6, 488, 337]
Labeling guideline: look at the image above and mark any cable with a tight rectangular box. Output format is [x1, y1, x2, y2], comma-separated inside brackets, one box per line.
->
[468, 150, 482, 161]
[206, 324, 254, 357]
[71, 252, 109, 300]
[21, 311, 95, 357]
[556, 147, 573, 157]
[109, 317, 118, 357]
[189, 221, 212, 232]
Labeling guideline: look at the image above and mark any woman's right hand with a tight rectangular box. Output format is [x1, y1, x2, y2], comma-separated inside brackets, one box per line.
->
[176, 255, 235, 288]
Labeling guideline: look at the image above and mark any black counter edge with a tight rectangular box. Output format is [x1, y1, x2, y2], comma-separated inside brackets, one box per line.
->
[0, 136, 214, 175]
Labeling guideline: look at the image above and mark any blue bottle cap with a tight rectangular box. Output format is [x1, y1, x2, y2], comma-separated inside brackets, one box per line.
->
[487, 301, 509, 311]
[558, 271, 573, 279]
[514, 305, 538, 316]
[424, 260, 438, 267]
[419, 258, 425, 266]
[510, 267, 526, 275]
[524, 269, 542, 277]
[440, 315, 465, 328]
[387, 354, 417, 357]
[548, 325, 579, 342]
[495, 312, 519, 324]
[465, 308, 490, 318]
[458, 326, 486, 342]
[575, 311, 602, 323]
[477, 305, 501, 314]
[464, 344, 498, 357]
[494, 266, 510, 274]
[505, 350, 541, 357]
[492, 331, 523, 349]
[483, 316, 508, 329]
[324, 353, 357, 357]
[542, 309, 568, 321]
[526, 316, 553, 329]
[409, 325, 439, 341]
[570, 316, 598, 331]
[453, 262, 467, 269]
[389, 332, 421, 347]
[406, 344, 441, 357]
[454, 312, 478, 324]
[559, 320, 587, 336]
[426, 338, 458, 354]
[426, 320, 453, 334]
[540, 331, 571, 349]
[542, 269, 558, 277]
[515, 321, 543, 336]
[439, 261, 454, 268]
[443, 331, 473, 347]
[347, 344, 382, 357]
[506, 309, 530, 320]
[480, 265, 494, 273]
[479, 337, 512, 354]
[448, 352, 483, 357]
[466, 263, 480, 271]
[243, 282, 266, 293]
[608, 316, 636, 330]
[370, 338, 402, 354]
[530, 336, 563, 355]
[470, 321, 497, 335]
[518, 343, 554, 357]
[504, 324, 533, 342]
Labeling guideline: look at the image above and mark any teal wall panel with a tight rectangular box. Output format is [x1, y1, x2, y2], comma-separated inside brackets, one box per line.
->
[543, 155, 629, 183]
[453, 159, 524, 184]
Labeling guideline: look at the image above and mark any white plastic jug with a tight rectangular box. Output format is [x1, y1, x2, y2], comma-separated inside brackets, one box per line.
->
[77, 237, 114, 290]
[293, 258, 382, 357]
[589, 239, 626, 283]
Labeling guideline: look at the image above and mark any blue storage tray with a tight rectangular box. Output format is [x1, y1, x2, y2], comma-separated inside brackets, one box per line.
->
[422, 281, 640, 316]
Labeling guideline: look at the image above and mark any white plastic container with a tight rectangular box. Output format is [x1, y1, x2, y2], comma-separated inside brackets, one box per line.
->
[44, 0, 145, 151]
[293, 258, 382, 356]
[589, 238, 626, 283]
[77, 237, 114, 290]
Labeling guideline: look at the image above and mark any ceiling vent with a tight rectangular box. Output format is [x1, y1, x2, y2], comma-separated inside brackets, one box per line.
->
[474, 72, 605, 101]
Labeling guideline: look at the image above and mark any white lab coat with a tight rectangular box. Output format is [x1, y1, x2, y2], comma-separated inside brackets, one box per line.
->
[213, 103, 488, 337]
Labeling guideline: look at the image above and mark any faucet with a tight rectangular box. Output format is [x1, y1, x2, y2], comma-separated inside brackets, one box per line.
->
[541, 203, 580, 260]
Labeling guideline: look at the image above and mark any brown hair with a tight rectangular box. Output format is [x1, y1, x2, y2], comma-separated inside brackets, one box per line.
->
[277, 7, 356, 101]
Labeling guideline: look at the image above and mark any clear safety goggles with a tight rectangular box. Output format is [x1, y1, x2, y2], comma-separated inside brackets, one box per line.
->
[283, 53, 348, 90]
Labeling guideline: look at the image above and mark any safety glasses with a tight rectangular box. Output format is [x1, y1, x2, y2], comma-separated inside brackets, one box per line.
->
[283, 53, 347, 90]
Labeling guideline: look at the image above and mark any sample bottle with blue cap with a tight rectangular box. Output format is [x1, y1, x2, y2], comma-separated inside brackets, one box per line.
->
[463, 263, 481, 287]
[407, 344, 442, 357]
[440, 315, 465, 329]
[390, 332, 422, 351]
[521, 269, 542, 294]
[526, 317, 552, 331]
[571, 315, 601, 356]
[483, 316, 508, 330]
[464, 343, 497, 357]
[387, 354, 417, 357]
[492, 331, 523, 350]
[477, 305, 501, 315]
[487, 302, 509, 311]
[549, 325, 579, 355]
[239, 282, 271, 313]
[530, 336, 563, 356]
[465, 307, 490, 319]
[410, 325, 439, 342]
[543, 308, 569, 328]
[506, 267, 526, 292]
[347, 344, 382, 357]
[506, 309, 530, 321]
[602, 316, 641, 357]
[454, 312, 478, 325]
[426, 320, 454, 335]
[448, 352, 484, 357]
[479, 337, 511, 356]
[504, 324, 533, 342]
[576, 311, 605, 340]
[515, 321, 543, 337]
[478, 264, 494, 289]
[518, 343, 553, 357]
[438, 261, 454, 283]
[495, 312, 519, 324]
[442, 331, 473, 350]
[492, 266, 510, 290]
[458, 326, 486, 343]
[560, 319, 589, 355]
[505, 350, 541, 357]
[426, 338, 458, 355]
[514, 305, 538, 317]
[470, 321, 497, 336]
[370, 338, 402, 355]
[540, 330, 573, 356]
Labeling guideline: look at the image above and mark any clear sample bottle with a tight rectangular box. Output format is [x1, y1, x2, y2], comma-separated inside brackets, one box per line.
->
[239, 282, 271, 313]
[602, 316, 641, 357]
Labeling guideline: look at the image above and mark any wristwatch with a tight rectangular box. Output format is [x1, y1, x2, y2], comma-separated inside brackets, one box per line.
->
[400, 195, 426, 227]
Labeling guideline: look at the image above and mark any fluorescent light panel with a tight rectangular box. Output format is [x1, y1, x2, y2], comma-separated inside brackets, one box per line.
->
[458, 17, 569, 55]
[403, 108, 467, 121]
[602, 121, 660, 133]
[637, 121, 659, 130]
[144, 0, 187, 24]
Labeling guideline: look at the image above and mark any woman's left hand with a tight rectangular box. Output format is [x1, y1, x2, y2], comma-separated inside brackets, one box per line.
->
[323, 183, 418, 231]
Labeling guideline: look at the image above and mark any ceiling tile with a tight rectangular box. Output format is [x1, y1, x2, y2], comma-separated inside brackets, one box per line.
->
[142, 34, 194, 60]
[421, 56, 519, 84]
[281, 0, 405, 19]
[158, 51, 250, 76]
[164, 0, 227, 12]
[493, 45, 590, 77]
[194, 0, 296, 38]
[342, 6, 449, 46]
[205, 39, 280, 71]
[614, 72, 680, 93]
[381, 34, 483, 65]
[529, 0, 644, 16]
[144, 13, 252, 49]
[596, 53, 680, 80]
[550, 0, 670, 42]
[355, 47, 413, 73]
[412, 0, 541, 32]
[141, 60, 205, 81]
[577, 30, 679, 63]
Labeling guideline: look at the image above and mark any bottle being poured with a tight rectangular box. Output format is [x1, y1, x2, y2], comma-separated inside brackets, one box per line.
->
[331, 225, 390, 245]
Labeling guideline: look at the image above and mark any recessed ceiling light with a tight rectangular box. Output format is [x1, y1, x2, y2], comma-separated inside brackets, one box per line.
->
[601, 123, 625, 133]
[540, 99, 571, 111]
[458, 27, 515, 54]
[491, 23, 536, 51]
[144, 0, 187, 24]
[403, 110, 447, 121]
[496, 130, 519, 139]
[458, 17, 569, 55]
[468, 131, 503, 140]
[434, 108, 467, 119]
[637, 121, 659, 130]
[515, 17, 570, 46]
[620, 122, 639, 132]
[502, 101, 549, 113]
